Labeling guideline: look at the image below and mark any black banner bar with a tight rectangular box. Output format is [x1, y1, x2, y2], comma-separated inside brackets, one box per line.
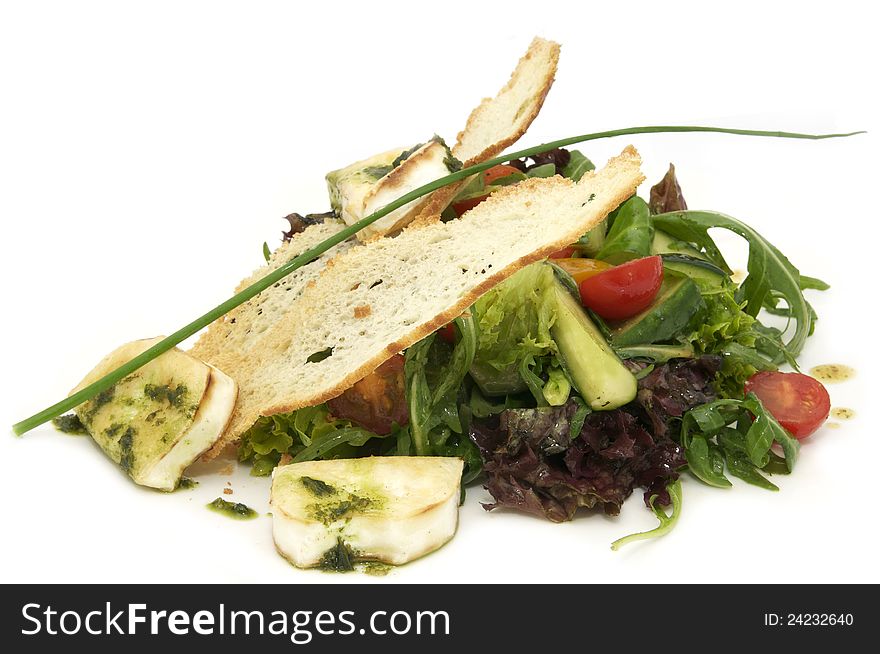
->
[1, 584, 874, 652]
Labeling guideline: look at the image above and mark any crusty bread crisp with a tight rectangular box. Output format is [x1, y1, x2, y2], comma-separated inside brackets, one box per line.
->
[190, 219, 353, 373]
[409, 37, 561, 228]
[203, 146, 644, 457]
[340, 36, 560, 240]
[453, 37, 561, 166]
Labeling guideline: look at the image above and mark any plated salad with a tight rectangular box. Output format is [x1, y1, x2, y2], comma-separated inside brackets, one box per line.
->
[13, 36, 858, 572]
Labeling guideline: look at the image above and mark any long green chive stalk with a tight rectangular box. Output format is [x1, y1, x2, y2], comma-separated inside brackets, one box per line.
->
[12, 125, 864, 436]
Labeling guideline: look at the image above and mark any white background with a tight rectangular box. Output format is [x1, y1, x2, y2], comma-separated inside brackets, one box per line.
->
[1, 0, 877, 584]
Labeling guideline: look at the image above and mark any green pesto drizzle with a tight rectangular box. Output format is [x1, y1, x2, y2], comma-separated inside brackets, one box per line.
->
[300, 476, 337, 497]
[52, 413, 88, 435]
[318, 538, 357, 572]
[360, 561, 393, 576]
[118, 427, 136, 473]
[307, 492, 374, 525]
[82, 385, 116, 421]
[143, 382, 188, 407]
[207, 497, 257, 520]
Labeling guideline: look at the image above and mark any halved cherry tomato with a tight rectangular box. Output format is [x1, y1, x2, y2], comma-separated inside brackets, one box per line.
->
[744, 371, 830, 439]
[482, 164, 522, 185]
[451, 194, 489, 216]
[552, 257, 613, 283]
[548, 246, 576, 259]
[451, 165, 523, 216]
[438, 323, 456, 344]
[326, 354, 408, 434]
[577, 255, 663, 320]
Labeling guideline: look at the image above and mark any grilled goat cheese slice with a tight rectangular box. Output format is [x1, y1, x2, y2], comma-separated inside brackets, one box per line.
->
[71, 337, 237, 491]
[326, 137, 459, 241]
[271, 456, 463, 568]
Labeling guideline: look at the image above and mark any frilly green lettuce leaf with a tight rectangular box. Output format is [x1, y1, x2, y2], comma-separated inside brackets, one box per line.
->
[473, 263, 558, 372]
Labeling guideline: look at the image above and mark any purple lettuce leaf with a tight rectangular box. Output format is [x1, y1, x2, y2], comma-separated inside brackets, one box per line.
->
[470, 356, 721, 521]
[649, 163, 688, 215]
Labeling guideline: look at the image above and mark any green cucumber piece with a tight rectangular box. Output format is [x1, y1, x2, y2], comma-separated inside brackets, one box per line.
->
[611, 271, 703, 347]
[550, 279, 637, 410]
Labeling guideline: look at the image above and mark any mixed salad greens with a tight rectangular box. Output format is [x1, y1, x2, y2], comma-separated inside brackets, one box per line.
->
[239, 147, 832, 547]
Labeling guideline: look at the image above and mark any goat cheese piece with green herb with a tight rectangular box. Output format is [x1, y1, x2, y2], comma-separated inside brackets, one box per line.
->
[70, 337, 237, 491]
[270, 456, 463, 568]
[326, 137, 460, 241]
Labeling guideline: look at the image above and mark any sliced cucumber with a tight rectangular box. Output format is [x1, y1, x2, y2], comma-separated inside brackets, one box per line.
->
[611, 271, 704, 347]
[550, 279, 637, 410]
[651, 229, 706, 259]
[661, 254, 728, 291]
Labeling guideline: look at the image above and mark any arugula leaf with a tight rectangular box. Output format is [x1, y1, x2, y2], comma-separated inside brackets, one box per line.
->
[762, 450, 793, 476]
[724, 448, 779, 491]
[467, 386, 532, 418]
[718, 428, 779, 491]
[742, 393, 799, 472]
[596, 196, 654, 263]
[650, 214, 730, 272]
[561, 150, 595, 181]
[679, 394, 799, 489]
[799, 275, 830, 291]
[405, 314, 478, 457]
[575, 222, 607, 257]
[238, 405, 382, 475]
[405, 335, 434, 456]
[611, 480, 683, 550]
[685, 435, 732, 487]
[262, 241, 271, 263]
[569, 396, 591, 440]
[526, 163, 556, 178]
[489, 171, 528, 187]
[653, 211, 818, 358]
[681, 399, 739, 439]
[291, 426, 376, 463]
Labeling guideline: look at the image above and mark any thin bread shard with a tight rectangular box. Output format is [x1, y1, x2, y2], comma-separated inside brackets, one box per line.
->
[343, 36, 560, 239]
[205, 146, 644, 457]
[409, 37, 561, 227]
[453, 37, 561, 166]
[189, 219, 353, 372]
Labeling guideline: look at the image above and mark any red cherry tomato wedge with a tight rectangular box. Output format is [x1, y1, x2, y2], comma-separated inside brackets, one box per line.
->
[577, 255, 663, 320]
[438, 323, 456, 344]
[326, 354, 408, 435]
[744, 371, 831, 439]
[451, 165, 523, 216]
[451, 194, 489, 216]
[549, 246, 576, 259]
[482, 164, 522, 185]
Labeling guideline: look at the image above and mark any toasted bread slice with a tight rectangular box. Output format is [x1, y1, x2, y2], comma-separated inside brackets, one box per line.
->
[454, 37, 561, 166]
[190, 219, 353, 374]
[330, 37, 560, 240]
[204, 146, 644, 456]
[409, 37, 561, 227]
